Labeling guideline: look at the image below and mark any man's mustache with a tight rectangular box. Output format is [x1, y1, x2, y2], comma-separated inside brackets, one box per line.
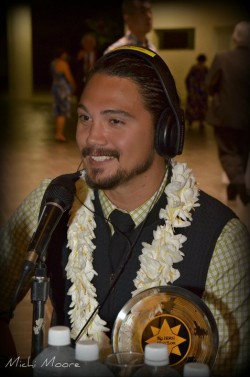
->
[81, 147, 120, 159]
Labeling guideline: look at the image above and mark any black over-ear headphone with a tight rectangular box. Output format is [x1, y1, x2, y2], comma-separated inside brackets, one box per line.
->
[105, 45, 185, 158]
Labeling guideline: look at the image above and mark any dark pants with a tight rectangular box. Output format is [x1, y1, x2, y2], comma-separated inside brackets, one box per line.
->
[214, 127, 250, 185]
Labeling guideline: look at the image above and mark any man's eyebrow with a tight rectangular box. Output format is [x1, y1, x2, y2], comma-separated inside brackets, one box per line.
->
[100, 109, 134, 118]
[77, 105, 134, 119]
[77, 104, 88, 111]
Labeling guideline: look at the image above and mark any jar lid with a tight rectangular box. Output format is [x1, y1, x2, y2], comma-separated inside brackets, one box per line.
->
[145, 343, 169, 366]
[75, 340, 99, 361]
[48, 326, 71, 346]
[183, 362, 210, 377]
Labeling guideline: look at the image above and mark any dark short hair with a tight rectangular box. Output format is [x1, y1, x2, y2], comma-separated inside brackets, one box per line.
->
[53, 47, 67, 58]
[122, 0, 152, 13]
[85, 49, 180, 127]
[196, 54, 207, 63]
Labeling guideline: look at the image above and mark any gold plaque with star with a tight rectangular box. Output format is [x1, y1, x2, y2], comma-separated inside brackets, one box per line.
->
[112, 286, 218, 373]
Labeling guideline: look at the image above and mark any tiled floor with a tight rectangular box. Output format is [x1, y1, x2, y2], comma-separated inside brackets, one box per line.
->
[1, 93, 249, 359]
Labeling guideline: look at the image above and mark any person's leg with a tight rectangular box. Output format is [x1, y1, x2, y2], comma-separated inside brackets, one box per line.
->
[55, 115, 66, 142]
[214, 127, 249, 204]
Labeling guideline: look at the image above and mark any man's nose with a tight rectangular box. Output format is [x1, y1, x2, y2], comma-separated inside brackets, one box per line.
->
[86, 122, 106, 146]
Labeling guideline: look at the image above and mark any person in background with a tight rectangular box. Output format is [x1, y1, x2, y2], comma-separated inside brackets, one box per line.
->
[185, 54, 208, 129]
[205, 21, 250, 205]
[75, 33, 98, 101]
[50, 47, 76, 142]
[104, 0, 157, 53]
[0, 47, 249, 377]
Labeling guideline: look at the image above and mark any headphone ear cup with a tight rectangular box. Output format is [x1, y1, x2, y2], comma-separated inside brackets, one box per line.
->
[155, 108, 180, 157]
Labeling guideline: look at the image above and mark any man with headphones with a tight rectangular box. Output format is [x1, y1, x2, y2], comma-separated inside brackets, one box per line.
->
[0, 46, 249, 376]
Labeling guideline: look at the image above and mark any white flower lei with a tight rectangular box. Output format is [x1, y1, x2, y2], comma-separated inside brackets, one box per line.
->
[66, 160, 200, 349]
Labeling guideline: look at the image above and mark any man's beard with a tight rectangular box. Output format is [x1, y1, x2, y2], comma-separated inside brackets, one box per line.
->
[83, 148, 154, 190]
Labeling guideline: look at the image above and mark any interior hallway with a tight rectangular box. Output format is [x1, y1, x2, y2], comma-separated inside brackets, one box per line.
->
[0, 93, 249, 359]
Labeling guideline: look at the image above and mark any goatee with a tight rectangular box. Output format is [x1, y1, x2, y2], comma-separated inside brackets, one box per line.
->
[84, 151, 154, 190]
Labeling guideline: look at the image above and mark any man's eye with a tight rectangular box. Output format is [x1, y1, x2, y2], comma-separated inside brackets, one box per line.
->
[78, 114, 89, 122]
[110, 118, 124, 126]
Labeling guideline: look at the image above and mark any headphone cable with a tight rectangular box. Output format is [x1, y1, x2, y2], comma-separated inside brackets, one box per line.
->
[74, 162, 172, 342]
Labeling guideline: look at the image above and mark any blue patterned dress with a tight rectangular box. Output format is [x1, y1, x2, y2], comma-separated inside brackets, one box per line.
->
[50, 61, 73, 118]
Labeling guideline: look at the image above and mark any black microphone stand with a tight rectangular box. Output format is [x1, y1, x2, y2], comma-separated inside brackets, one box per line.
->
[6, 173, 80, 360]
[8, 257, 50, 360]
[30, 260, 50, 359]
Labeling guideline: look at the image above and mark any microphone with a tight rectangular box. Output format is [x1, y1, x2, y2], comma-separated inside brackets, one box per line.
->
[25, 172, 80, 269]
[8, 172, 81, 319]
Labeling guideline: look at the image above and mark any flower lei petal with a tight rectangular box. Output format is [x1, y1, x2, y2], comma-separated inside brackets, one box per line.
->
[66, 161, 200, 349]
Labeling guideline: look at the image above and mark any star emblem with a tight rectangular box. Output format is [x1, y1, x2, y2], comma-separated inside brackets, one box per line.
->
[141, 314, 191, 365]
[145, 318, 187, 356]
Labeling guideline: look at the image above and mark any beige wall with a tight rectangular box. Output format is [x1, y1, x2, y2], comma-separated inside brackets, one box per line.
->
[148, 1, 246, 104]
[7, 6, 33, 100]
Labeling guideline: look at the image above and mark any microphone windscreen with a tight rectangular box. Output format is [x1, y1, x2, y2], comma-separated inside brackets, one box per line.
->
[43, 173, 80, 211]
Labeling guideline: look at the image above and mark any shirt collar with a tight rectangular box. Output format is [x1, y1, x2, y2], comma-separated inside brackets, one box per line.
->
[99, 167, 169, 228]
[126, 31, 150, 48]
